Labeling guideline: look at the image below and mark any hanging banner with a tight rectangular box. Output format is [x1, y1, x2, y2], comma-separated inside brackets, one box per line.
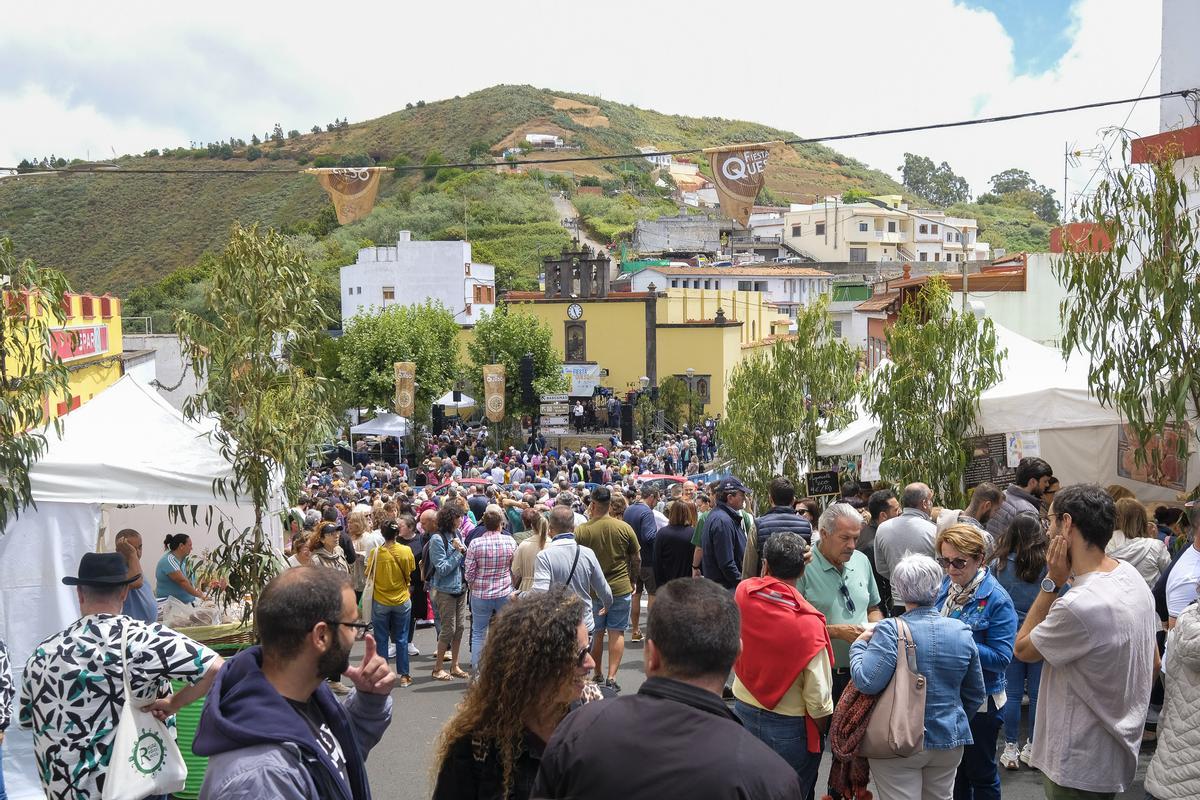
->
[483, 364, 507, 423]
[703, 141, 781, 227]
[305, 167, 390, 224]
[393, 361, 416, 418]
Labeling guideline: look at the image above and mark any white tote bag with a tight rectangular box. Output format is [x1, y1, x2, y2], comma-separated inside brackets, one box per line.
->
[102, 622, 188, 800]
[360, 546, 381, 623]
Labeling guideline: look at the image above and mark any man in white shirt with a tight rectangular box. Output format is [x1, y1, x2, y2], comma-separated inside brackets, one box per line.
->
[1014, 483, 1159, 797]
[490, 463, 505, 485]
[1165, 502, 1200, 623]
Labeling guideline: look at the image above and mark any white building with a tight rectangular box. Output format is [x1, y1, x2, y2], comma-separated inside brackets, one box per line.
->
[525, 133, 564, 148]
[639, 146, 673, 168]
[630, 263, 833, 323]
[783, 196, 990, 264]
[339, 231, 496, 328]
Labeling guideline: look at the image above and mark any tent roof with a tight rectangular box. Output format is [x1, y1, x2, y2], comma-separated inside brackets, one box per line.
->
[434, 391, 476, 409]
[351, 413, 412, 437]
[817, 325, 1123, 456]
[27, 376, 255, 507]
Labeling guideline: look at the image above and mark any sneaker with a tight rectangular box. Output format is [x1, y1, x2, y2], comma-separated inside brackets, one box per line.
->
[398, 674, 412, 688]
[408, 643, 420, 656]
[604, 677, 621, 693]
[999, 742, 1020, 770]
[631, 630, 644, 642]
[1019, 741, 1035, 769]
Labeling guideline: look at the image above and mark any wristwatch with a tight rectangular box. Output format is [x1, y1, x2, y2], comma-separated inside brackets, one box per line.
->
[1040, 577, 1059, 593]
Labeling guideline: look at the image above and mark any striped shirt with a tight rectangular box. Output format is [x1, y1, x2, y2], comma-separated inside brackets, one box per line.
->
[465, 531, 517, 600]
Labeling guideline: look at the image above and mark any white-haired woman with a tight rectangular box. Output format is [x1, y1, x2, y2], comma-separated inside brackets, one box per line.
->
[850, 554, 986, 800]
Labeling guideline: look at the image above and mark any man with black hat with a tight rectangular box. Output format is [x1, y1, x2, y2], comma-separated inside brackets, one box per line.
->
[701, 476, 752, 590]
[19, 552, 224, 800]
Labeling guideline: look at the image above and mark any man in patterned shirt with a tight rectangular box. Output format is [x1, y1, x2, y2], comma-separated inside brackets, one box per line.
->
[19, 552, 223, 799]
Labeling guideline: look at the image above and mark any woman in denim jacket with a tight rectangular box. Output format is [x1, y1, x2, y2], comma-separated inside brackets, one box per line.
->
[852, 554, 986, 800]
[427, 505, 471, 680]
[934, 524, 1017, 800]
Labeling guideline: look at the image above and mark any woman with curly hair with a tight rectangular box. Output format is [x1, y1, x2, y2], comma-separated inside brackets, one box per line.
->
[432, 587, 595, 800]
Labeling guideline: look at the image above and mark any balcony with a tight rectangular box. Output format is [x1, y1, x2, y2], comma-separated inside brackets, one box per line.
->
[847, 228, 906, 244]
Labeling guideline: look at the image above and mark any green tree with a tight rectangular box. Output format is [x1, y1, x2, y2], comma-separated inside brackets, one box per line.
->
[866, 277, 1004, 506]
[271, 123, 284, 143]
[175, 223, 338, 613]
[986, 168, 1060, 223]
[246, 145, 262, 161]
[721, 297, 860, 499]
[337, 302, 461, 418]
[656, 375, 688, 429]
[468, 140, 491, 159]
[423, 150, 445, 180]
[466, 303, 566, 419]
[1056, 145, 1200, 486]
[0, 238, 73, 532]
[900, 153, 971, 206]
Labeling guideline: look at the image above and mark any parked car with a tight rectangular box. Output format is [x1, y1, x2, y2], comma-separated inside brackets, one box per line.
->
[635, 474, 687, 495]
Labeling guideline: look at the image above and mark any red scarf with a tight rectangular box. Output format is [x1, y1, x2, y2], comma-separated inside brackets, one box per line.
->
[734, 577, 833, 752]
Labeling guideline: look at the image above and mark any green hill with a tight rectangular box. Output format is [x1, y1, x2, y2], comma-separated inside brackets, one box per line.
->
[0, 85, 914, 293]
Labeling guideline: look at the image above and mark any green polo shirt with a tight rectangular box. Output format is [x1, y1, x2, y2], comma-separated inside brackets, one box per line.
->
[797, 546, 880, 669]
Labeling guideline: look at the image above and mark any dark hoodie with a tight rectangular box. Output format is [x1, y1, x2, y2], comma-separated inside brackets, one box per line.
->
[193, 646, 391, 800]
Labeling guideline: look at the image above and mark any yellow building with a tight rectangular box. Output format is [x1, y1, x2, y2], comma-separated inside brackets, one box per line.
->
[3, 290, 125, 419]
[504, 282, 790, 416]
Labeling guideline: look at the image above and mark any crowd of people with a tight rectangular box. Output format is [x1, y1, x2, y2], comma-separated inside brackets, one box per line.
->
[5, 438, 1200, 800]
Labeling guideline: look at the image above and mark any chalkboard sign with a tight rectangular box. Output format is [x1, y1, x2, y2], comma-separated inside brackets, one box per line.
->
[964, 434, 1017, 489]
[806, 470, 839, 497]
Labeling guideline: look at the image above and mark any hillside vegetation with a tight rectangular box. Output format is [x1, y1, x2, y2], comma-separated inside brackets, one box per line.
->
[0, 84, 913, 293]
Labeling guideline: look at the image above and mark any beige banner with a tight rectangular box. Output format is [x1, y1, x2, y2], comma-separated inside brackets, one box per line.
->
[703, 142, 781, 227]
[305, 167, 390, 224]
[393, 361, 416, 418]
[482, 364, 507, 423]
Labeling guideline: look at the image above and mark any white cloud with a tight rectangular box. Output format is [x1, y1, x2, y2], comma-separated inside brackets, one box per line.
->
[1, 0, 1162, 218]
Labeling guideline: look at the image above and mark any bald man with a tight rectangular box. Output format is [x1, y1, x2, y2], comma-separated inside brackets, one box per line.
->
[873, 482, 936, 615]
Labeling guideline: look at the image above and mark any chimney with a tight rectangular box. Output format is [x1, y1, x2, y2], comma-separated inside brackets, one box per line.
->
[397, 230, 412, 243]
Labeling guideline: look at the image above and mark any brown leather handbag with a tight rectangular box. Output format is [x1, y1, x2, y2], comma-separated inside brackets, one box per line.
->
[858, 618, 927, 759]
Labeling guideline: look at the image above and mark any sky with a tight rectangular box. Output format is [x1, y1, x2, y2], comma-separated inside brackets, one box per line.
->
[0, 0, 1172, 218]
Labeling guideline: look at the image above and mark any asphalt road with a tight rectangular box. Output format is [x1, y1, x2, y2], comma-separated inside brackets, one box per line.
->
[358, 619, 1158, 800]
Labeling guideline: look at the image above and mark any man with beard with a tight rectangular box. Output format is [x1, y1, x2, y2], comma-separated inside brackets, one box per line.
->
[195, 568, 395, 799]
[986, 457, 1054, 542]
[937, 481, 1004, 558]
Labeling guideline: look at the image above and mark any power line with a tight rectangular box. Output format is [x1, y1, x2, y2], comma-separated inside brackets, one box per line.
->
[1, 88, 1194, 177]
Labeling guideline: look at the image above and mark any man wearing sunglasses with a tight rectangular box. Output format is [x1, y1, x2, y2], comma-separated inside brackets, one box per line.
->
[195, 567, 395, 799]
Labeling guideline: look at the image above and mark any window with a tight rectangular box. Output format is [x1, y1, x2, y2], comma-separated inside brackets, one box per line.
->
[931, 224, 939, 234]
[849, 247, 867, 263]
[888, 221, 897, 233]
[737, 280, 753, 291]
[670, 279, 678, 288]
[918, 224, 928, 234]
[858, 222, 869, 232]
[791, 224, 802, 237]
[348, 287, 353, 296]
[815, 222, 826, 236]
[712, 280, 720, 290]
[753, 281, 768, 292]
[703, 279, 711, 289]
[473, 285, 495, 304]
[382, 286, 395, 301]
[946, 232, 953, 242]
[80, 296, 95, 318]
[832, 320, 843, 337]
[565, 321, 586, 362]
[693, 280, 701, 289]
[464, 262, 471, 275]
[934, 252, 941, 262]
[919, 252, 928, 261]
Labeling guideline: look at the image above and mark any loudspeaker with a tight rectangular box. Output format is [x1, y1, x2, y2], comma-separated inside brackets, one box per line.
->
[620, 402, 634, 444]
[453, 389, 462, 403]
[432, 403, 446, 435]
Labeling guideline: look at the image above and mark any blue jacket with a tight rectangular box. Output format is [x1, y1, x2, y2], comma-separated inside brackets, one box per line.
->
[701, 502, 746, 589]
[426, 531, 466, 595]
[850, 606, 986, 749]
[623, 502, 658, 553]
[934, 570, 1017, 697]
[194, 646, 392, 800]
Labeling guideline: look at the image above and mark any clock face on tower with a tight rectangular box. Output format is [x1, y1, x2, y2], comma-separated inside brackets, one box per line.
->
[567, 303, 584, 320]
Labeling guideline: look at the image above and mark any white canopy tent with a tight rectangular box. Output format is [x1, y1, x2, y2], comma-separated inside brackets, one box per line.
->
[350, 412, 412, 438]
[817, 324, 1198, 502]
[0, 376, 283, 799]
[435, 390, 476, 410]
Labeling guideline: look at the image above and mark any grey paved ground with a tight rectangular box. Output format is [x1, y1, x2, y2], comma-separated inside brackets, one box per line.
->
[358, 622, 1156, 799]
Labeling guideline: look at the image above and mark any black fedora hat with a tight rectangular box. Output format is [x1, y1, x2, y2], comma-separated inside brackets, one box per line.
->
[62, 552, 138, 587]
